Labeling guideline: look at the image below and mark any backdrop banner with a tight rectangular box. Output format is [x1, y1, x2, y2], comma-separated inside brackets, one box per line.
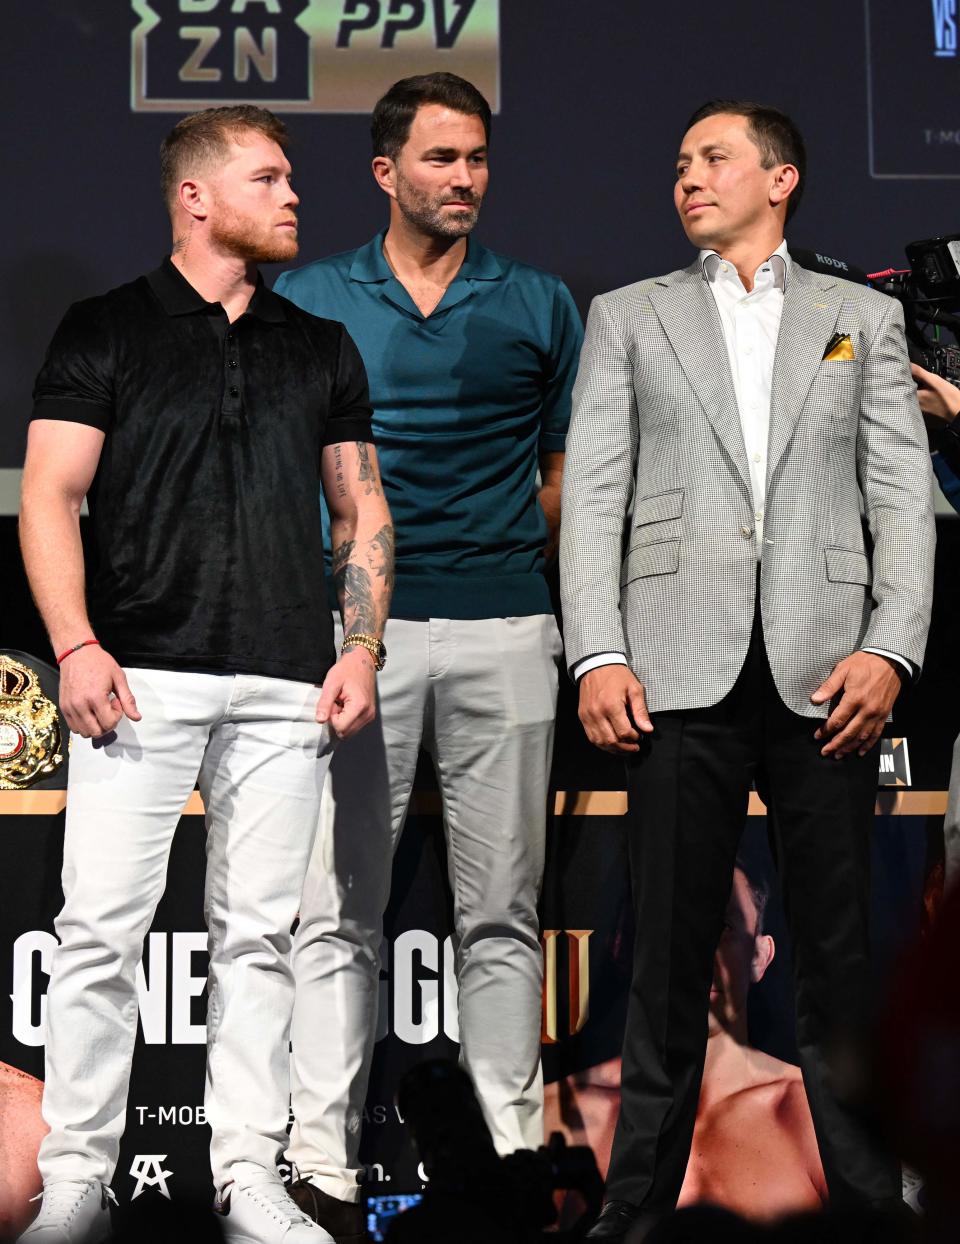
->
[3, 0, 958, 1236]
[0, 785, 943, 1232]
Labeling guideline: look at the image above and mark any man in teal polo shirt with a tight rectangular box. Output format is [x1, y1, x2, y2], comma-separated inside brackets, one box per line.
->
[275, 72, 582, 1241]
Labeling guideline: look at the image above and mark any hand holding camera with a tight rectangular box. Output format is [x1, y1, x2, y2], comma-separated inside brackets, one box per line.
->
[911, 361, 960, 430]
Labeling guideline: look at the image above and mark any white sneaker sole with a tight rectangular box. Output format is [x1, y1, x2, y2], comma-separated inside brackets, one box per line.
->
[22, 1218, 111, 1243]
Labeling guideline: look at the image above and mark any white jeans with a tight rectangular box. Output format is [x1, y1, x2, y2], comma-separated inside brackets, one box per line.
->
[38, 668, 333, 1190]
[288, 615, 563, 1201]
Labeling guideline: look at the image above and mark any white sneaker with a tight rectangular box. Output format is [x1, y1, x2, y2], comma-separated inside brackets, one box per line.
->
[19, 1180, 115, 1242]
[215, 1166, 336, 1243]
[901, 1164, 924, 1214]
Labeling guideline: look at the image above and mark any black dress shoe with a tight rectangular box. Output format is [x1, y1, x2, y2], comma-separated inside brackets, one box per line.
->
[288, 1179, 369, 1244]
[585, 1199, 648, 1241]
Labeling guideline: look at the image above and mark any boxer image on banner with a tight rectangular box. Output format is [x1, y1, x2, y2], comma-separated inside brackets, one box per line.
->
[560, 99, 934, 1240]
[18, 105, 392, 1243]
[274, 72, 582, 1243]
[545, 861, 827, 1223]
[1, 1062, 46, 1239]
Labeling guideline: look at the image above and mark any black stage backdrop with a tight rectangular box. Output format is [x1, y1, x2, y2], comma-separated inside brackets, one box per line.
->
[2, 0, 960, 1228]
[5, 0, 960, 463]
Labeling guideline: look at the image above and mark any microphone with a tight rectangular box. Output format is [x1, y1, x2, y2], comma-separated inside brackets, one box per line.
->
[790, 246, 869, 285]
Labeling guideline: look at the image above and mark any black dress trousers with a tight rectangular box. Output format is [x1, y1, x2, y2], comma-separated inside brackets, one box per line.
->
[605, 601, 902, 1212]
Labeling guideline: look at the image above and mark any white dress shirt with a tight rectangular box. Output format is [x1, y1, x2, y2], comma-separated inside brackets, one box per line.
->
[703, 240, 787, 551]
[573, 242, 911, 682]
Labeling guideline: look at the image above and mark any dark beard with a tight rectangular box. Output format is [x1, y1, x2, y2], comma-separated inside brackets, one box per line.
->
[395, 172, 481, 239]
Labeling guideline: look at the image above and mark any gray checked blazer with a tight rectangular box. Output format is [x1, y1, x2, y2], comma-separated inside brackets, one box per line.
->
[559, 257, 936, 718]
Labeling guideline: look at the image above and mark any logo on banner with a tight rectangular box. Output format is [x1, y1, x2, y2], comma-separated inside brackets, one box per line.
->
[130, 1155, 173, 1199]
[933, 0, 958, 57]
[878, 737, 912, 786]
[130, 1, 500, 114]
[866, 0, 960, 176]
[11, 926, 595, 1049]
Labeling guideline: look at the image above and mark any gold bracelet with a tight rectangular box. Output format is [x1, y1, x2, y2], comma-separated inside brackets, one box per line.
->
[341, 632, 387, 671]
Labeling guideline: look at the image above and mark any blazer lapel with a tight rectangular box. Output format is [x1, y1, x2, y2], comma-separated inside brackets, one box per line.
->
[649, 265, 752, 494]
[766, 266, 844, 483]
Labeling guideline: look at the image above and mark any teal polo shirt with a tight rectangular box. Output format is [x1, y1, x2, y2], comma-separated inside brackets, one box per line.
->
[275, 233, 583, 619]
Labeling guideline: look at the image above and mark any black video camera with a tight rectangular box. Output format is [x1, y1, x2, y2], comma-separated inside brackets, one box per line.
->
[381, 1060, 604, 1244]
[869, 234, 960, 386]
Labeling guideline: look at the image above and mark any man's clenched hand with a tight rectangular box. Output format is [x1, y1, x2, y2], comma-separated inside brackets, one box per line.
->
[578, 664, 654, 754]
[58, 646, 142, 738]
[317, 646, 377, 738]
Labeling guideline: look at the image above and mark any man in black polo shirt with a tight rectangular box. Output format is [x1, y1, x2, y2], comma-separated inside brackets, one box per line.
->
[18, 106, 393, 1244]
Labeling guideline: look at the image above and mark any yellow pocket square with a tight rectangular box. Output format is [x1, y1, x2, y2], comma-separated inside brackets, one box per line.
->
[823, 334, 855, 361]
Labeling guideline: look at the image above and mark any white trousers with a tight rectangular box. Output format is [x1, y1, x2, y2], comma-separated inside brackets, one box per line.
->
[287, 615, 563, 1201]
[38, 668, 332, 1190]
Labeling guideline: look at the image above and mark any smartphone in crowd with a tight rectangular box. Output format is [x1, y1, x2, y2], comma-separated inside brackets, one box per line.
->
[364, 1192, 424, 1242]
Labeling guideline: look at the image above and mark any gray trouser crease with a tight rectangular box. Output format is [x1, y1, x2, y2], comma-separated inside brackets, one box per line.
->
[287, 615, 562, 1201]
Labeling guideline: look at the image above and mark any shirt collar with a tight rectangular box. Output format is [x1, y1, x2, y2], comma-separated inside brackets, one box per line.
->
[700, 240, 791, 292]
[147, 257, 287, 323]
[348, 231, 503, 285]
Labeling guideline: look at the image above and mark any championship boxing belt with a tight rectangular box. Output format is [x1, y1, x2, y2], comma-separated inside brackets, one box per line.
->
[0, 652, 65, 790]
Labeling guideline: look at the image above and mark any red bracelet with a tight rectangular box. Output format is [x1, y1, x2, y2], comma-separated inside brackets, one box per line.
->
[56, 639, 100, 666]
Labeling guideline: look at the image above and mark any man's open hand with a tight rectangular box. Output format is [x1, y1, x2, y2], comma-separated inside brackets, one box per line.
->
[58, 646, 142, 738]
[317, 646, 377, 738]
[811, 651, 903, 759]
[578, 664, 654, 754]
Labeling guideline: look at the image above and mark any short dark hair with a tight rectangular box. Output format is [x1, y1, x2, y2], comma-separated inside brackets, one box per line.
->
[734, 855, 770, 936]
[684, 99, 806, 221]
[160, 105, 289, 208]
[371, 72, 491, 161]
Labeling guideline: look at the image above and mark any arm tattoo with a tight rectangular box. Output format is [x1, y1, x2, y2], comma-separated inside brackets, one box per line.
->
[331, 538, 355, 580]
[333, 444, 347, 498]
[364, 523, 396, 596]
[332, 538, 378, 634]
[340, 565, 378, 635]
[356, 441, 382, 496]
[332, 523, 395, 638]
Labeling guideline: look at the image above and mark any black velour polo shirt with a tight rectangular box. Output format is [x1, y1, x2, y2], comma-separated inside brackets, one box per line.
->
[30, 258, 374, 684]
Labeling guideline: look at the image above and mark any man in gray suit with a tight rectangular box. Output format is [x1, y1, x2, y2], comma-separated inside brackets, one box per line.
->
[560, 100, 935, 1240]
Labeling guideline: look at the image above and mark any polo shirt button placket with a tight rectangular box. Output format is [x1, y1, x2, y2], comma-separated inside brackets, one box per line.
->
[223, 327, 241, 412]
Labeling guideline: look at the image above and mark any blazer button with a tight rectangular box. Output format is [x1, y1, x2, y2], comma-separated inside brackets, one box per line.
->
[740, 525, 754, 537]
